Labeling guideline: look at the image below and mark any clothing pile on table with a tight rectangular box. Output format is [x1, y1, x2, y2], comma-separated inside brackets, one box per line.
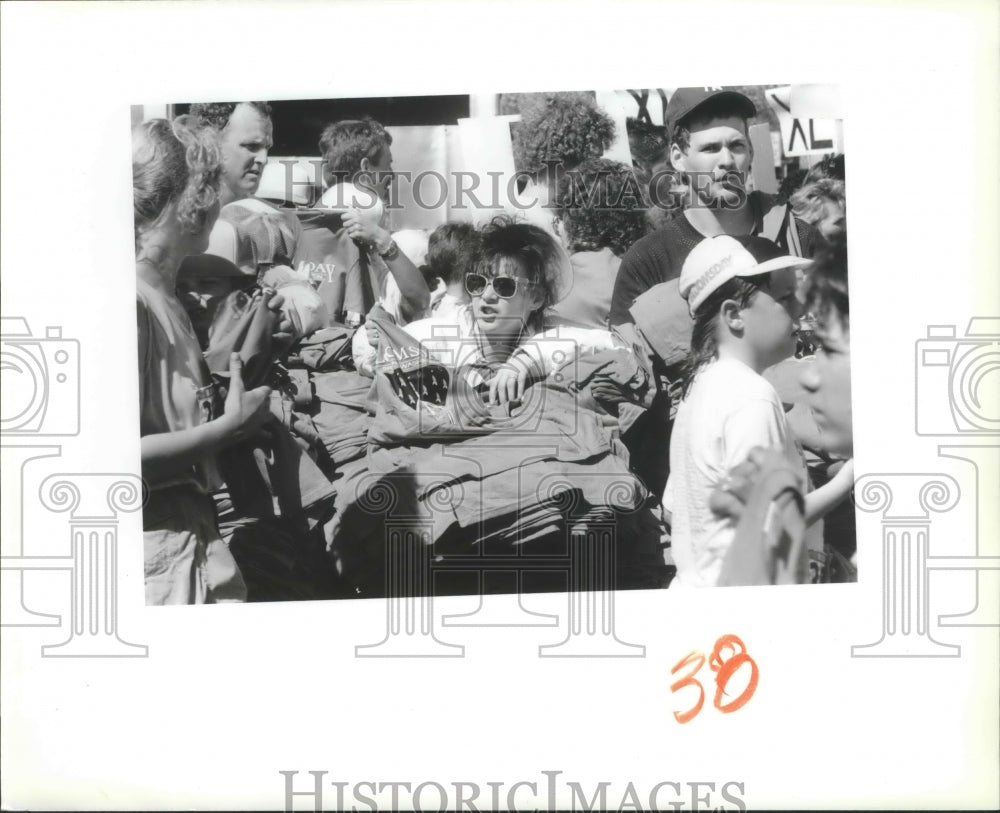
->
[250, 313, 670, 599]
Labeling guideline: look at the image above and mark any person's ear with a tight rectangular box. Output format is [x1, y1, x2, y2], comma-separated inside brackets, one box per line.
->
[669, 141, 687, 173]
[744, 121, 755, 164]
[359, 156, 371, 173]
[721, 298, 744, 331]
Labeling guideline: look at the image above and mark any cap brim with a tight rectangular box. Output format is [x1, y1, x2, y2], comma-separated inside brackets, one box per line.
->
[735, 255, 813, 276]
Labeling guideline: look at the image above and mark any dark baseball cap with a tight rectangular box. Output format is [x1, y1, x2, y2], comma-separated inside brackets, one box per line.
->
[665, 87, 756, 136]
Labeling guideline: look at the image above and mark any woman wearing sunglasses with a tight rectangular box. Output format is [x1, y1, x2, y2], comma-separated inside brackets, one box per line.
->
[400, 216, 623, 405]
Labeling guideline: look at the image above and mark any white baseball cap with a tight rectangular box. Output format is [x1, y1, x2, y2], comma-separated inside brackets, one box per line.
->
[679, 235, 812, 316]
[256, 161, 316, 207]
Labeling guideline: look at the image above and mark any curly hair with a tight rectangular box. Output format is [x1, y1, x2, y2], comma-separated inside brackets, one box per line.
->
[555, 158, 649, 256]
[790, 177, 846, 228]
[478, 215, 563, 318]
[132, 115, 222, 247]
[790, 155, 847, 238]
[189, 101, 273, 132]
[513, 93, 615, 178]
[318, 117, 393, 187]
[679, 273, 770, 399]
[805, 221, 849, 329]
[423, 222, 482, 287]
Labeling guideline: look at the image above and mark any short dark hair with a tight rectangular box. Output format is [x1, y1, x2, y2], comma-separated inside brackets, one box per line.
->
[478, 215, 562, 313]
[680, 273, 770, 398]
[555, 158, 649, 257]
[423, 222, 482, 287]
[805, 153, 845, 184]
[805, 222, 849, 329]
[670, 96, 751, 153]
[189, 102, 273, 131]
[626, 117, 668, 174]
[318, 117, 393, 187]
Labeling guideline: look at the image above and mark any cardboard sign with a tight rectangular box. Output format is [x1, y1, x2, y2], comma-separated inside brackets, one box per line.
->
[455, 114, 521, 225]
[596, 89, 674, 127]
[748, 122, 779, 192]
[765, 85, 840, 157]
[593, 90, 636, 165]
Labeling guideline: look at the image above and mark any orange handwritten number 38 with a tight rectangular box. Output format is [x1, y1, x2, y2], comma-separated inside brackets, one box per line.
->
[670, 634, 759, 724]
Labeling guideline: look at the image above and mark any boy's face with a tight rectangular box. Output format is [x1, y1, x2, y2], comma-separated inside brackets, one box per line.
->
[739, 268, 802, 368]
[671, 115, 751, 206]
[801, 310, 853, 456]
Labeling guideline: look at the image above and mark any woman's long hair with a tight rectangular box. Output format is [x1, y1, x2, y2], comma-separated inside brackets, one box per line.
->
[679, 273, 770, 399]
[132, 114, 222, 249]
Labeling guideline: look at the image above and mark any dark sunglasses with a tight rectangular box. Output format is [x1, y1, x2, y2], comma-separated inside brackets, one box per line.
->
[464, 272, 533, 299]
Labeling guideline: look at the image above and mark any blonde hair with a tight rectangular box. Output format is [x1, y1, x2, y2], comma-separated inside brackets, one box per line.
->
[132, 115, 222, 247]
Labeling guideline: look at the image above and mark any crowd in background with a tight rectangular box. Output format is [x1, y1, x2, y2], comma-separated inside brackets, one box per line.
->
[134, 88, 853, 604]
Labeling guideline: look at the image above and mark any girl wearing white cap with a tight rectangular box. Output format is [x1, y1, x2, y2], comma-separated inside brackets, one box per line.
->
[664, 234, 854, 588]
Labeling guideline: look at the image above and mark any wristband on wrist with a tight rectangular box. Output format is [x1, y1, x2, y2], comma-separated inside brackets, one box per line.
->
[378, 238, 399, 261]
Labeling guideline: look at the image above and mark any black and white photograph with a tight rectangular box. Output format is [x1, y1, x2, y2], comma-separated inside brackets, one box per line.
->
[134, 86, 854, 604]
[2, 1, 997, 810]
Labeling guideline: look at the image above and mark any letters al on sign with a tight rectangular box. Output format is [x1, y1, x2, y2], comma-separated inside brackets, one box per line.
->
[764, 85, 839, 158]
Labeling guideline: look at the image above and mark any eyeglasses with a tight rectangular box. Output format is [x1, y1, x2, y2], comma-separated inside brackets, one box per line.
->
[464, 272, 533, 299]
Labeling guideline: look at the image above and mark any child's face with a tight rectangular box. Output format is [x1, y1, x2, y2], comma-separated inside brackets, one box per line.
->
[470, 258, 544, 341]
[740, 268, 802, 368]
[801, 310, 853, 456]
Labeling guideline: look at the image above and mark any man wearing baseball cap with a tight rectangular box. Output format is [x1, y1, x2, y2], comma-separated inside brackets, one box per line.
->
[663, 234, 852, 588]
[610, 87, 817, 327]
[610, 87, 818, 500]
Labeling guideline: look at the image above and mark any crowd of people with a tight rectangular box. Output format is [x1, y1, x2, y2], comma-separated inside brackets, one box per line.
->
[134, 88, 853, 604]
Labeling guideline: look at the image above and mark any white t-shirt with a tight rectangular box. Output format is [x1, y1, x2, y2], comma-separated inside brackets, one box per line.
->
[663, 356, 818, 588]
